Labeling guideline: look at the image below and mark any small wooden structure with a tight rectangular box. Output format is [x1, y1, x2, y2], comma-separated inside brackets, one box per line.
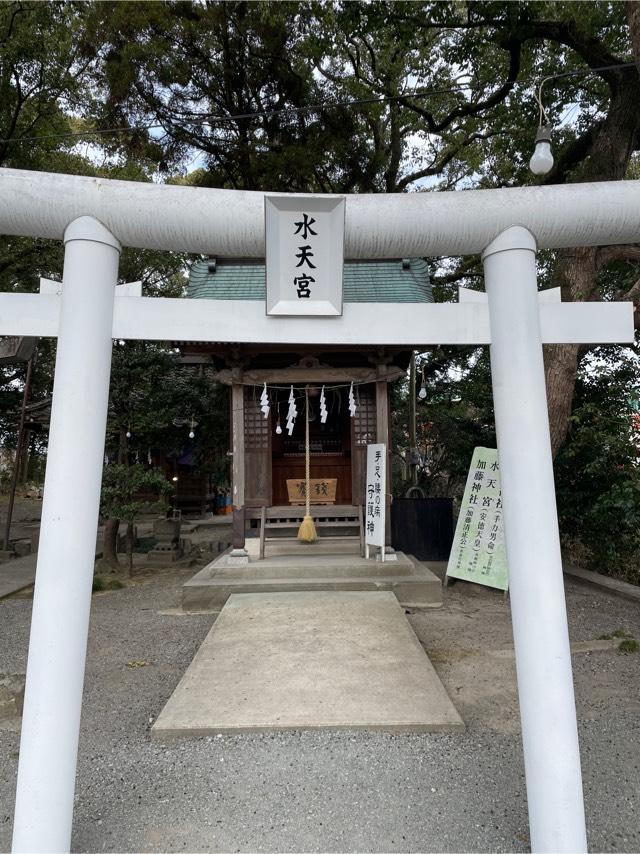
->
[178, 257, 433, 550]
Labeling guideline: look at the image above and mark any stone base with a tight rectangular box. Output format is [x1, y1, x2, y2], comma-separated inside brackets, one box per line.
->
[225, 548, 250, 566]
[182, 546, 442, 612]
[376, 546, 399, 562]
[13, 540, 31, 557]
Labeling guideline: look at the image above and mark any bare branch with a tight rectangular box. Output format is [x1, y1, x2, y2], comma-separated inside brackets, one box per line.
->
[597, 244, 640, 269]
[622, 276, 640, 304]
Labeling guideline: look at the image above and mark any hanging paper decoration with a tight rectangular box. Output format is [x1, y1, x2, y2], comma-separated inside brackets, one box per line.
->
[348, 381, 357, 417]
[104, 453, 109, 466]
[319, 385, 328, 424]
[286, 385, 298, 435]
[147, 448, 152, 466]
[260, 382, 270, 419]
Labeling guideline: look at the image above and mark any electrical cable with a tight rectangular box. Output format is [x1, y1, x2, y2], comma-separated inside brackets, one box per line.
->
[0, 61, 636, 147]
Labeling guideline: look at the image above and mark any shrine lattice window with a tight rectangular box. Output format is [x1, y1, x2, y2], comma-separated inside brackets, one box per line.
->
[353, 385, 376, 446]
[244, 388, 270, 450]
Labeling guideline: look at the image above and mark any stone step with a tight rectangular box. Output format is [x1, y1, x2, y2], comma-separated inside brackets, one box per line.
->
[246, 536, 362, 558]
[261, 525, 361, 540]
[183, 556, 442, 612]
[212, 556, 410, 580]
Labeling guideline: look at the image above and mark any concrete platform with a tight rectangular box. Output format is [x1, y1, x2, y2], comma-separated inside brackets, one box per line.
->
[182, 548, 442, 611]
[153, 591, 464, 739]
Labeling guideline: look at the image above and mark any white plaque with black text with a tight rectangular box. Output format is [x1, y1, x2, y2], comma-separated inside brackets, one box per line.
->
[265, 195, 345, 316]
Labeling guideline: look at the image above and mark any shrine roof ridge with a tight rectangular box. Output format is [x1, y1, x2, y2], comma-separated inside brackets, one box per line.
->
[188, 258, 433, 303]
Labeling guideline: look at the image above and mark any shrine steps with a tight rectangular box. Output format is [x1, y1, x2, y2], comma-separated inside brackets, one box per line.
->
[182, 548, 442, 612]
[246, 535, 362, 558]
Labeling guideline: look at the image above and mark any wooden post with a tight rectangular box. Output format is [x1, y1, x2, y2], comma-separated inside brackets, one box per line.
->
[3, 352, 36, 550]
[376, 378, 392, 547]
[232, 506, 246, 551]
[231, 378, 246, 550]
[409, 352, 417, 485]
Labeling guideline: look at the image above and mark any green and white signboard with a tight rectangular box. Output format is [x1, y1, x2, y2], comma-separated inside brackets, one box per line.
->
[446, 447, 508, 591]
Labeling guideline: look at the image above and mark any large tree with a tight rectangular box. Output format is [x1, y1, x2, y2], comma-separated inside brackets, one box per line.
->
[2, 1, 639, 486]
[0, 2, 191, 473]
[86, 0, 640, 458]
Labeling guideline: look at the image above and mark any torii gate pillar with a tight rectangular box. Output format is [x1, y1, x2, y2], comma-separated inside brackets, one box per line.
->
[12, 217, 120, 853]
[483, 227, 586, 853]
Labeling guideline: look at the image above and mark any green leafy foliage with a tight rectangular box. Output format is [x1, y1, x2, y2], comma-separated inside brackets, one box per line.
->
[555, 347, 640, 582]
[100, 464, 172, 524]
[92, 575, 124, 593]
[392, 347, 496, 498]
[107, 342, 230, 485]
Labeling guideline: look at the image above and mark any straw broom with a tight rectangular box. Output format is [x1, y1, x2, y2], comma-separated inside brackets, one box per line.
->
[297, 387, 317, 542]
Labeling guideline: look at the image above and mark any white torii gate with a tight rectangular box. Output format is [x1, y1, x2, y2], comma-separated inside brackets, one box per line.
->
[0, 169, 636, 854]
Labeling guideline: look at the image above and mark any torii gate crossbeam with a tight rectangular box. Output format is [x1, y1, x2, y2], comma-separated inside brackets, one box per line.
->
[0, 169, 636, 854]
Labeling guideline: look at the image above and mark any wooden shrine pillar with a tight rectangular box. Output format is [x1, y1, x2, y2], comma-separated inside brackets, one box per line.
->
[231, 378, 246, 551]
[375, 378, 392, 546]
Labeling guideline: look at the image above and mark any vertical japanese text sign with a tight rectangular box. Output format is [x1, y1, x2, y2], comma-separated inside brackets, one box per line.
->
[265, 195, 345, 316]
[365, 443, 386, 554]
[446, 447, 508, 591]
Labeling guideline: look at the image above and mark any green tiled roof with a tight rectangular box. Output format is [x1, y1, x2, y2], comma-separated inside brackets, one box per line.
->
[188, 258, 432, 303]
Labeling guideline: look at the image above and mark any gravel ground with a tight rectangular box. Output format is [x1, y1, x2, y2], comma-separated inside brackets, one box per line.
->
[1, 568, 639, 853]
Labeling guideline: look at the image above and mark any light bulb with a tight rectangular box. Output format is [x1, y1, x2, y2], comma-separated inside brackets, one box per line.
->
[418, 385, 427, 400]
[529, 125, 553, 176]
[276, 424, 282, 435]
[126, 430, 131, 439]
[189, 430, 195, 439]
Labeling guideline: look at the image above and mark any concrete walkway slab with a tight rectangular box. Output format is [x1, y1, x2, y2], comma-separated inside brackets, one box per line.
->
[153, 590, 464, 739]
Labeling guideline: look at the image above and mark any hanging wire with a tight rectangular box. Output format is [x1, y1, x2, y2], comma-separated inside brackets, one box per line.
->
[533, 61, 638, 128]
[535, 78, 552, 128]
[1, 61, 636, 148]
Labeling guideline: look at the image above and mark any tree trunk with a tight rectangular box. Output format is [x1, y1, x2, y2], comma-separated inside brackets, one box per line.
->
[627, 2, 640, 69]
[126, 521, 135, 577]
[118, 426, 128, 465]
[544, 343, 580, 458]
[103, 517, 120, 570]
[544, 247, 599, 457]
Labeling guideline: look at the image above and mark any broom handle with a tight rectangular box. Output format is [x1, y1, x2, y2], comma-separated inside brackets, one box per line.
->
[305, 387, 311, 517]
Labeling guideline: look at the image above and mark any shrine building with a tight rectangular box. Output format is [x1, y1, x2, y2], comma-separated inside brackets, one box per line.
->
[178, 257, 432, 539]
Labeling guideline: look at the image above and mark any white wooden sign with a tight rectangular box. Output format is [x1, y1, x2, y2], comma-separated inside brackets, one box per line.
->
[365, 443, 386, 558]
[265, 195, 345, 316]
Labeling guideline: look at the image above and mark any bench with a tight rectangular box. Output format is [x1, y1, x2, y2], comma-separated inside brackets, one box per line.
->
[245, 505, 364, 559]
